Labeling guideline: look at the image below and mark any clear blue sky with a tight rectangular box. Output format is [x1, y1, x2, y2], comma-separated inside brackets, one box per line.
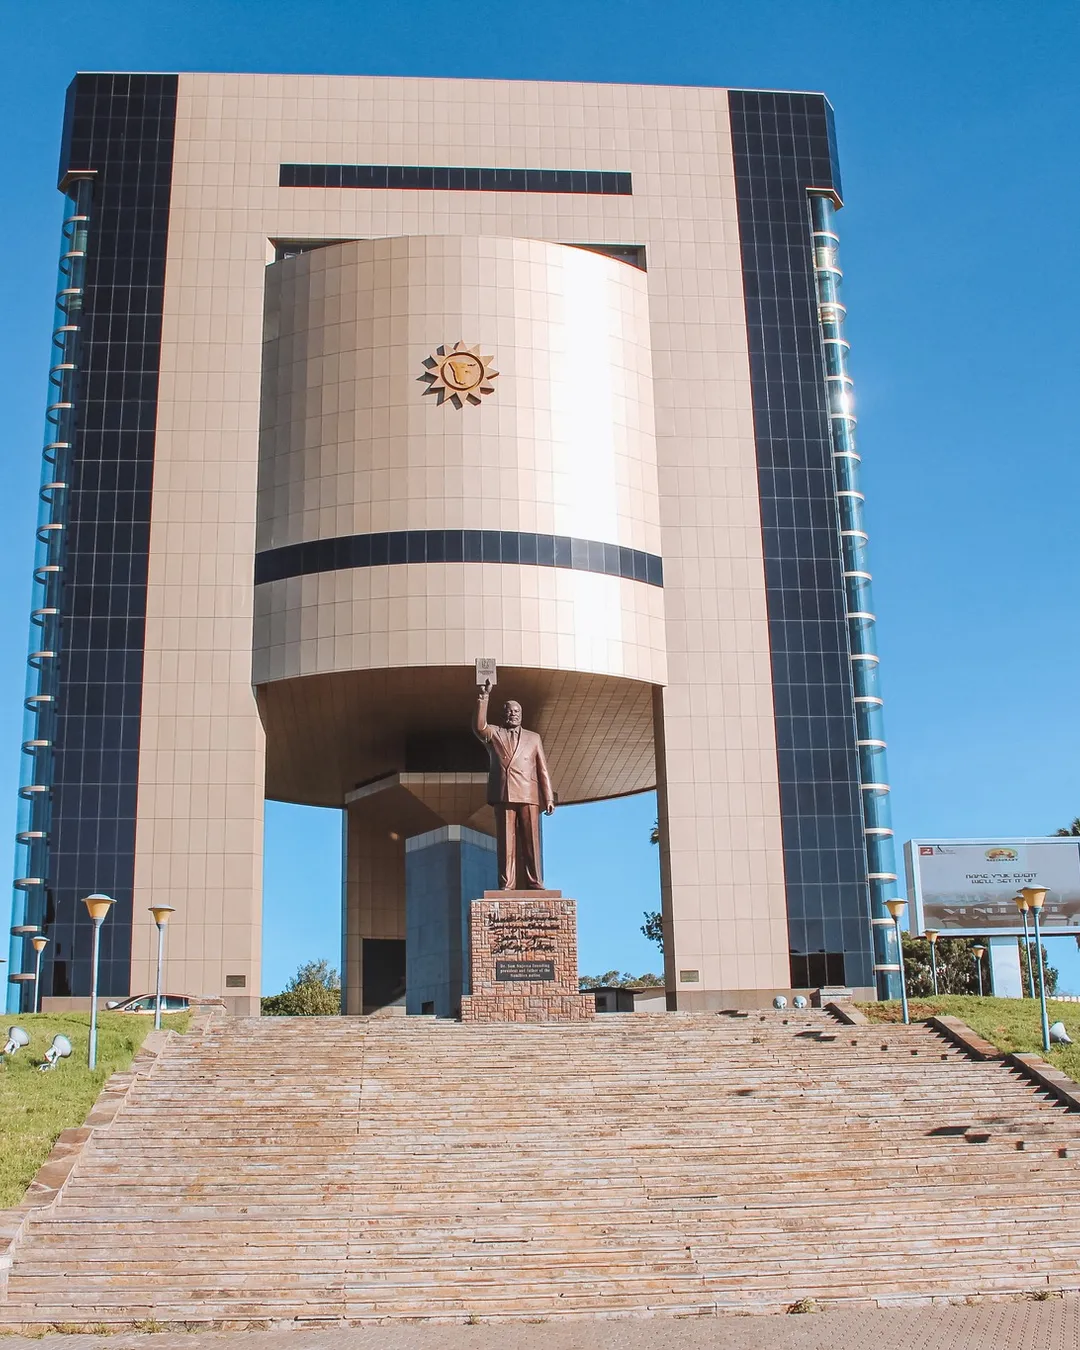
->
[2, 2, 1078, 994]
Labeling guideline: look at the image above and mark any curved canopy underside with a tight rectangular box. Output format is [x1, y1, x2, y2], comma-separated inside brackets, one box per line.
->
[258, 665, 658, 809]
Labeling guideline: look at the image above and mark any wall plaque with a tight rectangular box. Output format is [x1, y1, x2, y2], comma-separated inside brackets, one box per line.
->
[421, 342, 499, 408]
[496, 959, 556, 982]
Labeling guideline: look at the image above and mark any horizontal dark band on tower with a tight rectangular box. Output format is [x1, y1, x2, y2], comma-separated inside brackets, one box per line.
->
[279, 164, 632, 195]
[255, 530, 663, 587]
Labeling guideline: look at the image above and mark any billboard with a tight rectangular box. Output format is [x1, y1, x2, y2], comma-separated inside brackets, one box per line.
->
[906, 838, 1080, 936]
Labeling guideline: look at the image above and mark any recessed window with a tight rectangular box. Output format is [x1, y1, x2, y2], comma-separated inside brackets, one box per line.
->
[279, 164, 632, 195]
[568, 243, 646, 271]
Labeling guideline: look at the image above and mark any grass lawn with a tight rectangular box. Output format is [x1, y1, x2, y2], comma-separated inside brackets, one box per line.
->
[859, 994, 1080, 1083]
[0, 1011, 189, 1209]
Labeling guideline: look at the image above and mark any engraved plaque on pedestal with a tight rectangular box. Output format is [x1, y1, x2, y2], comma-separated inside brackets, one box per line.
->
[460, 892, 594, 1023]
[496, 959, 556, 982]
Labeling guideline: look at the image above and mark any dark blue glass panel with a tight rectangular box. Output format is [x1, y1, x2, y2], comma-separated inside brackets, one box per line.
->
[729, 89, 870, 991]
[279, 164, 633, 195]
[254, 530, 663, 588]
[42, 73, 179, 1005]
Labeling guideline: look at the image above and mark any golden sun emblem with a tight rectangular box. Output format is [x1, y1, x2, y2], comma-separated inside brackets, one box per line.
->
[421, 342, 499, 407]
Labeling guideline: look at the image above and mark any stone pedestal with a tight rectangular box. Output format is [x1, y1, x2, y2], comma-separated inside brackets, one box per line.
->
[460, 891, 595, 1023]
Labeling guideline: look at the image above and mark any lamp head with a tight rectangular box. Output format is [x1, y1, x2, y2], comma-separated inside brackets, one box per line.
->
[3, 1026, 30, 1056]
[30, 935, 48, 954]
[884, 898, 906, 921]
[39, 1033, 72, 1071]
[1021, 886, 1048, 911]
[1013, 894, 1029, 913]
[924, 929, 939, 944]
[82, 893, 114, 924]
[148, 905, 176, 927]
[972, 945, 986, 959]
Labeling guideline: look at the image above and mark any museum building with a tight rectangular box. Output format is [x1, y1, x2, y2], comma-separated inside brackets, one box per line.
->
[8, 73, 902, 1014]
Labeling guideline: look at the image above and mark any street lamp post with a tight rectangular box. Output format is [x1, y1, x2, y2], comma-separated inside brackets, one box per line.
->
[972, 945, 986, 997]
[885, 898, 910, 1025]
[30, 935, 49, 1015]
[924, 929, 940, 997]
[1014, 894, 1035, 998]
[1021, 886, 1051, 1053]
[82, 894, 114, 1069]
[148, 906, 175, 1030]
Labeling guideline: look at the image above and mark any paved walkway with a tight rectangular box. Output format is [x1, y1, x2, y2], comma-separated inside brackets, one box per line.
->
[2, 1299, 1078, 1350]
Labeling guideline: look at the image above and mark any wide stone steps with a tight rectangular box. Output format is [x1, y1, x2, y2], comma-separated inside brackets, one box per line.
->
[5, 1010, 1080, 1324]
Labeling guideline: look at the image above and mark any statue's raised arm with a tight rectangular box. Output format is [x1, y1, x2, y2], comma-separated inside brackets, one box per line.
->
[473, 678, 494, 741]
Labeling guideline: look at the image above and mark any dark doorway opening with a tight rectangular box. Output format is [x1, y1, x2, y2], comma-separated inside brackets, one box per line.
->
[362, 938, 406, 1014]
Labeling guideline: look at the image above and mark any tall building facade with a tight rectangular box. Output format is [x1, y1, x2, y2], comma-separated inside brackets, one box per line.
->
[8, 74, 901, 1015]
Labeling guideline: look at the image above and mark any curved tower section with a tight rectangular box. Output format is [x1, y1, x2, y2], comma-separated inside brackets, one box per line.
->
[254, 235, 666, 808]
[810, 193, 903, 1000]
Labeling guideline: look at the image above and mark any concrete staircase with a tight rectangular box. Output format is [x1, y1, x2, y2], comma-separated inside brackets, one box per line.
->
[5, 1009, 1080, 1324]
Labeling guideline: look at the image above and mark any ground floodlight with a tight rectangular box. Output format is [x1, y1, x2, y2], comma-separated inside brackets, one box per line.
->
[4, 1026, 30, 1055]
[773, 995, 788, 1010]
[39, 1033, 73, 1071]
[1049, 1021, 1073, 1045]
[793, 995, 808, 1010]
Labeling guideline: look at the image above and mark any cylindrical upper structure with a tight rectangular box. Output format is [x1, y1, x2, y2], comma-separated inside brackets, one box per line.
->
[253, 235, 666, 806]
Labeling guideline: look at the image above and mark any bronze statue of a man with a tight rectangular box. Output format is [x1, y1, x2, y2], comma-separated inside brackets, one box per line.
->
[472, 680, 555, 889]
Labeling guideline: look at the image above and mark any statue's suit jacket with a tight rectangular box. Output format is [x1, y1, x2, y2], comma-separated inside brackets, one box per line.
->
[473, 699, 554, 808]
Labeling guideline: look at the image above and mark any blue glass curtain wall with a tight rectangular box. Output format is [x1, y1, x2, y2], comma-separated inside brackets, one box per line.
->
[6, 74, 179, 1009]
[728, 91, 875, 994]
[809, 193, 902, 999]
[7, 176, 95, 1011]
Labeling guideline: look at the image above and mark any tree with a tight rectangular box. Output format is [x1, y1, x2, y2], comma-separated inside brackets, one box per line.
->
[262, 983, 342, 1016]
[1019, 943, 1059, 998]
[901, 934, 1058, 998]
[650, 820, 660, 845]
[287, 959, 339, 991]
[262, 958, 342, 1015]
[1053, 818, 1080, 837]
[902, 935, 986, 997]
[641, 910, 664, 953]
[579, 971, 663, 989]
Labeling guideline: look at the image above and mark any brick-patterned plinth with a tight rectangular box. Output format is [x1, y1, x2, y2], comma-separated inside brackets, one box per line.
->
[460, 891, 595, 1022]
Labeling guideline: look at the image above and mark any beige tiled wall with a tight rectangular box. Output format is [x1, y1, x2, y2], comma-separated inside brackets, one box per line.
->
[133, 73, 789, 1010]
